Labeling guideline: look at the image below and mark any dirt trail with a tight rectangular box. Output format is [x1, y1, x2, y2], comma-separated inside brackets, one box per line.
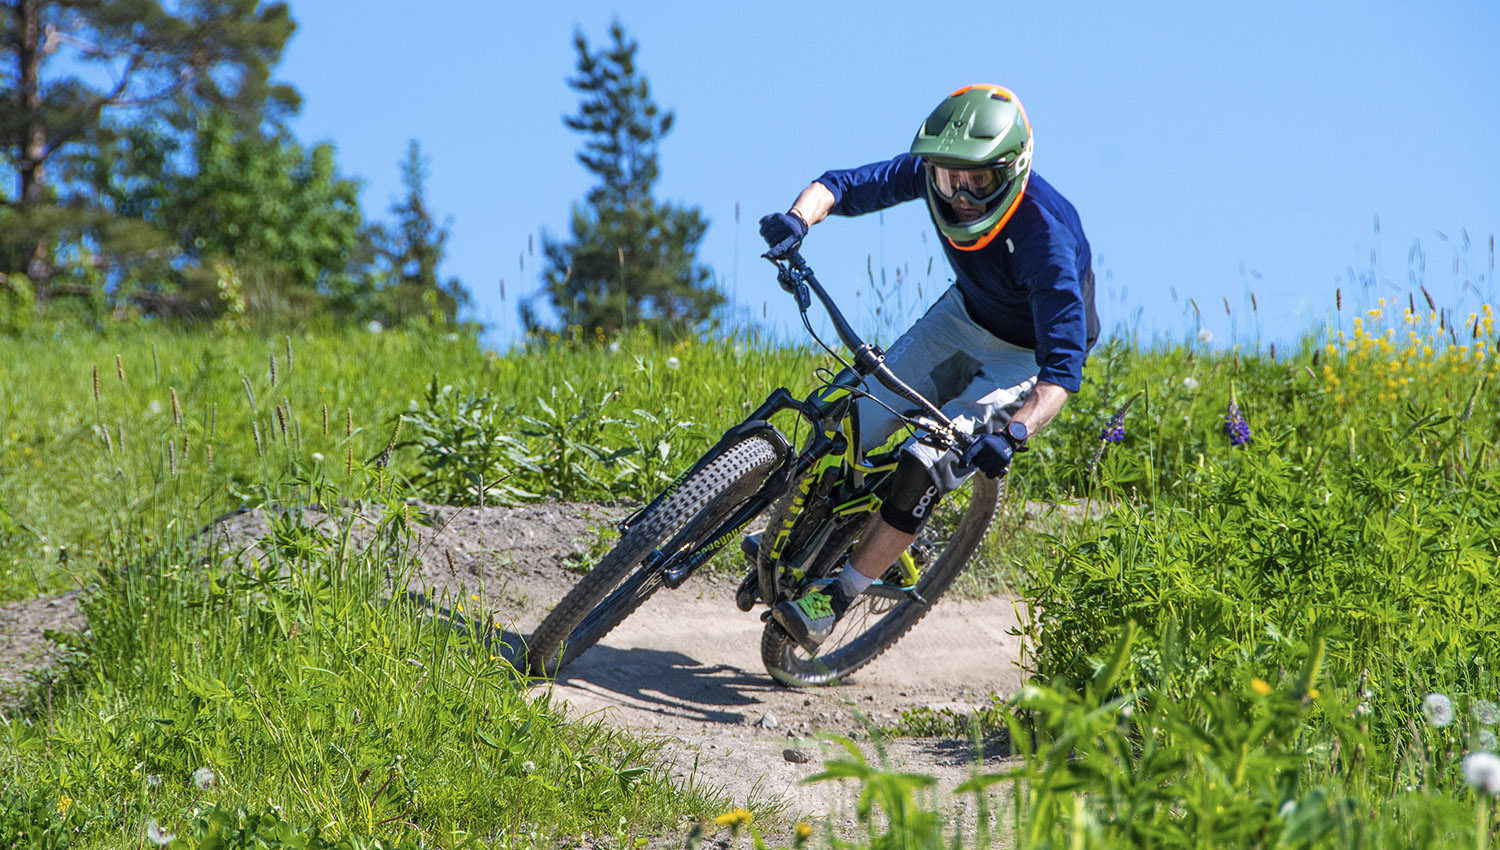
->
[1, 501, 1028, 821]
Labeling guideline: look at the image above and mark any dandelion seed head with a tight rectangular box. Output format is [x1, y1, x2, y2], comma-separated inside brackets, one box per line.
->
[367, 320, 384, 334]
[608, 341, 622, 354]
[1481, 730, 1499, 752]
[1465, 751, 1500, 793]
[145, 773, 162, 788]
[665, 356, 680, 370]
[1474, 699, 1500, 726]
[1198, 328, 1213, 343]
[1423, 693, 1455, 727]
[146, 820, 176, 845]
[1183, 377, 1199, 390]
[192, 766, 217, 790]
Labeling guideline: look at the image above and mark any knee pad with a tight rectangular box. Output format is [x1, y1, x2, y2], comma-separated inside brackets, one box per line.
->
[879, 452, 942, 535]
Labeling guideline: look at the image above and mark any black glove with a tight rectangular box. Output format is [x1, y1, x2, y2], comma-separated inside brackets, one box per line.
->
[960, 433, 1015, 478]
[759, 211, 808, 259]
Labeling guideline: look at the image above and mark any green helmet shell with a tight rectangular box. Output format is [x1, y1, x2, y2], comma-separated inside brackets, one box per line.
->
[909, 85, 1033, 251]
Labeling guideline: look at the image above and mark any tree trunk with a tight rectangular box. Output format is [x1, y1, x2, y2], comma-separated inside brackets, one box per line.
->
[16, 0, 53, 287]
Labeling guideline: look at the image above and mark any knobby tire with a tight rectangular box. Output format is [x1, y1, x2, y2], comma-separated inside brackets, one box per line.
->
[525, 435, 780, 677]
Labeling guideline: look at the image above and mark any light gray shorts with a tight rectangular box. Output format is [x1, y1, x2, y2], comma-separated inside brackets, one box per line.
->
[855, 286, 1037, 493]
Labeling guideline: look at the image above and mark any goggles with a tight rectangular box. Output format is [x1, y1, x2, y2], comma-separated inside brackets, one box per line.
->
[927, 163, 1014, 206]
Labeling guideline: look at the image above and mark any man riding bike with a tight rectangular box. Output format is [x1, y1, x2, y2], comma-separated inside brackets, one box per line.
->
[757, 84, 1099, 652]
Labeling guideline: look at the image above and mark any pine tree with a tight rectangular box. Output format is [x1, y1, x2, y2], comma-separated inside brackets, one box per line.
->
[1, 0, 297, 292]
[528, 19, 721, 338]
[364, 140, 467, 326]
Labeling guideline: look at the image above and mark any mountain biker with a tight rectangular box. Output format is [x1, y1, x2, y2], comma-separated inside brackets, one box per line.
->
[758, 84, 1098, 652]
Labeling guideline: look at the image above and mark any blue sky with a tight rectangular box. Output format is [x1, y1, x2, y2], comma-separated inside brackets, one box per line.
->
[280, 1, 1499, 352]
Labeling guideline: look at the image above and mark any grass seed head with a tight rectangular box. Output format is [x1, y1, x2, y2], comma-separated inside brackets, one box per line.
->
[241, 376, 257, 414]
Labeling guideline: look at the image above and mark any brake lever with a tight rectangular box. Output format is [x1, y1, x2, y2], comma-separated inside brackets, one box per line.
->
[768, 254, 813, 310]
[911, 415, 975, 455]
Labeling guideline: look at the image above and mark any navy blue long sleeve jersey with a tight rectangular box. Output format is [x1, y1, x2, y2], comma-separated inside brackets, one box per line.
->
[815, 153, 1098, 393]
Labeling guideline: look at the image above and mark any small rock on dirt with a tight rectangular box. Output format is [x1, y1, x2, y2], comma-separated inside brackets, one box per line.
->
[783, 748, 811, 764]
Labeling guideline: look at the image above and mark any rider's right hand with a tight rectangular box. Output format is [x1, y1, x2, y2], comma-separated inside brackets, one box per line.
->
[960, 433, 1015, 479]
[759, 211, 808, 259]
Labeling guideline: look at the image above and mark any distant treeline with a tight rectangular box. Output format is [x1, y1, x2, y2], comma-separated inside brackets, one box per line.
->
[0, 1, 466, 332]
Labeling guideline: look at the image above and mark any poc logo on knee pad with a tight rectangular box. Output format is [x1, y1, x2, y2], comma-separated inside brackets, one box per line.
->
[911, 485, 939, 519]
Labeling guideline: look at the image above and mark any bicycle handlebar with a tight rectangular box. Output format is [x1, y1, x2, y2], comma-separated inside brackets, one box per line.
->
[770, 249, 974, 453]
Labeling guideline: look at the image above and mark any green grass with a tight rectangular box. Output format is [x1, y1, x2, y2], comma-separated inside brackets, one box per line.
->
[5, 297, 1500, 847]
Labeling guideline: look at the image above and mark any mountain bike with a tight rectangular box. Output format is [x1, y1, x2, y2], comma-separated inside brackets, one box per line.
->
[524, 249, 1004, 686]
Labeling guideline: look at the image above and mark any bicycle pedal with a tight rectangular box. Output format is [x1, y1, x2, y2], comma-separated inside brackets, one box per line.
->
[734, 571, 760, 612]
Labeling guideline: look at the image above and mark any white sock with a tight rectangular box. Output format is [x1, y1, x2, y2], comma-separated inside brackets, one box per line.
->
[836, 566, 877, 598]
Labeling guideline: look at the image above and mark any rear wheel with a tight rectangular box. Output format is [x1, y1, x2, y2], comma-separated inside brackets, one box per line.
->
[525, 436, 780, 677]
[760, 472, 1003, 686]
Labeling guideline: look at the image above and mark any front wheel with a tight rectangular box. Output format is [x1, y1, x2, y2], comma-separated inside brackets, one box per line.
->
[525, 435, 781, 677]
[760, 472, 1003, 686]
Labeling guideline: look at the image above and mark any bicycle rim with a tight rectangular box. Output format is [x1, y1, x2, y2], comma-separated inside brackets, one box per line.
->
[760, 472, 1003, 686]
[526, 435, 780, 676]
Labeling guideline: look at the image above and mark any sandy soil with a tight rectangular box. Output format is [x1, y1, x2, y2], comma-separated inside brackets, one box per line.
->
[0, 500, 1029, 825]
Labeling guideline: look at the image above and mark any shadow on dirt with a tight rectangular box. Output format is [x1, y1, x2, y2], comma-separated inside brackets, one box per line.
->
[549, 643, 784, 726]
[914, 729, 1015, 766]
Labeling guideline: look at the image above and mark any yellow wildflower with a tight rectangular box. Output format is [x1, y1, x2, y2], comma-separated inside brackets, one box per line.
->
[795, 821, 813, 842]
[1252, 678, 1273, 696]
[57, 795, 72, 816]
[715, 809, 754, 828]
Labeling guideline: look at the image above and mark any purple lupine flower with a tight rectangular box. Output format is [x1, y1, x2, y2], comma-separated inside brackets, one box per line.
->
[1224, 388, 1252, 446]
[1088, 393, 1141, 474]
[1098, 393, 1140, 444]
[1099, 416, 1127, 444]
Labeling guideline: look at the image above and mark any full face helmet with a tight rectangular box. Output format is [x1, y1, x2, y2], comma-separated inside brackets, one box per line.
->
[910, 85, 1033, 252]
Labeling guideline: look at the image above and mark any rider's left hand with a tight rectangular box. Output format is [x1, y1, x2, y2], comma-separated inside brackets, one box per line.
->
[759, 211, 808, 259]
[960, 433, 1015, 478]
